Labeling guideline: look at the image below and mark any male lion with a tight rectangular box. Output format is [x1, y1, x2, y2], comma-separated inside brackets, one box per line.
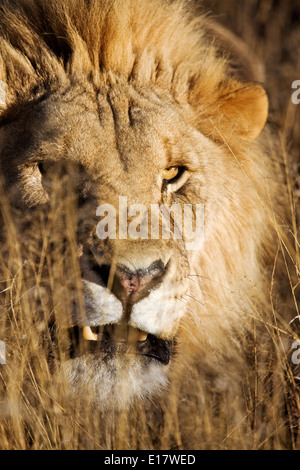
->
[0, 0, 297, 449]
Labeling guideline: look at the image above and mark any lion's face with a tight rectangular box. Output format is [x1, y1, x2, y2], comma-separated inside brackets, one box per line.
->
[1, 63, 269, 408]
[2, 80, 225, 407]
[0, 0, 271, 410]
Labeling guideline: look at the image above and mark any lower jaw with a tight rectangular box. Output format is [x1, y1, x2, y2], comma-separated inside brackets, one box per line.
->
[59, 346, 171, 410]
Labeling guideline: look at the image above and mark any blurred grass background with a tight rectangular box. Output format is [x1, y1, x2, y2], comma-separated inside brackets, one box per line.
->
[201, 0, 300, 205]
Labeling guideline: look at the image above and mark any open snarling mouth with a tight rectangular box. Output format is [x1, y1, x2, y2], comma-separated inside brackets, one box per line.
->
[62, 325, 172, 365]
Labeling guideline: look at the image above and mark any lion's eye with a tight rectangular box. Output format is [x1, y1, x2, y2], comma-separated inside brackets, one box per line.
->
[162, 166, 184, 183]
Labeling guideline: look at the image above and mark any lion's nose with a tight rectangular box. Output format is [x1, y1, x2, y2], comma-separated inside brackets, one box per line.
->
[113, 260, 166, 300]
[88, 256, 169, 304]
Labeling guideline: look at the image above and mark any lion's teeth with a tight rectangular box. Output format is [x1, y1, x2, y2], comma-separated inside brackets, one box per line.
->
[137, 331, 148, 342]
[83, 326, 98, 341]
[82, 325, 147, 342]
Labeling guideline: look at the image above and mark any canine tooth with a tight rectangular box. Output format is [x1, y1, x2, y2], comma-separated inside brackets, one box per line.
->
[137, 331, 148, 342]
[83, 326, 98, 341]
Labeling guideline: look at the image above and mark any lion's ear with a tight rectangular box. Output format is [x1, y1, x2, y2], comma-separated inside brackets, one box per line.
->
[219, 83, 268, 141]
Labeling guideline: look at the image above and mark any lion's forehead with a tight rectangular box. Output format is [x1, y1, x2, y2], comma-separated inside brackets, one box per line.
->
[18, 84, 207, 177]
[2, 79, 219, 210]
[39, 84, 184, 146]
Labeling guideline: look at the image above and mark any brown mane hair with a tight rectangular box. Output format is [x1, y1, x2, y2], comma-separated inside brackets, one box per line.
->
[0, 1, 222, 95]
[1, 0, 247, 142]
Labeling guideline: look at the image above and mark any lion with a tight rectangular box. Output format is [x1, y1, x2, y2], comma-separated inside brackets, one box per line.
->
[0, 0, 296, 449]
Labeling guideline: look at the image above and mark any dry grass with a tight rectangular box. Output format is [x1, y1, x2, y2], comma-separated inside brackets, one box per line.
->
[0, 0, 299, 450]
[203, 0, 300, 206]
